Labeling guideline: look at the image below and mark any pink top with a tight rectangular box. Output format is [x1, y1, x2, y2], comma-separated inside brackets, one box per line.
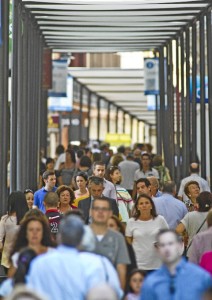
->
[200, 251, 212, 275]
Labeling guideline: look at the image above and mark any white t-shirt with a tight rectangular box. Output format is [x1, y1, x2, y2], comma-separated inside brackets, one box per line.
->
[126, 216, 168, 270]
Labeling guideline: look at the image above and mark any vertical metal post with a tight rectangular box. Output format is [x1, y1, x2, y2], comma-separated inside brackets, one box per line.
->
[107, 102, 111, 133]
[79, 84, 83, 141]
[97, 97, 100, 141]
[123, 111, 126, 134]
[0, 0, 9, 212]
[130, 116, 133, 139]
[159, 46, 165, 158]
[156, 95, 162, 154]
[191, 23, 197, 162]
[200, 14, 206, 179]
[115, 107, 119, 133]
[87, 91, 91, 141]
[137, 120, 140, 142]
[175, 37, 181, 186]
[207, 9, 212, 189]
[180, 32, 186, 178]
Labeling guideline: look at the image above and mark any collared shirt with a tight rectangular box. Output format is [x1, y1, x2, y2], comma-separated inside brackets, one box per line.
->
[189, 227, 212, 264]
[134, 168, 159, 181]
[34, 187, 57, 213]
[140, 258, 212, 300]
[153, 193, 187, 229]
[103, 179, 117, 201]
[178, 173, 210, 201]
[27, 245, 123, 300]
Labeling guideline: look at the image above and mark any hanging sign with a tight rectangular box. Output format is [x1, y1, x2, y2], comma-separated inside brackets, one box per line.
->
[48, 59, 68, 97]
[144, 58, 159, 95]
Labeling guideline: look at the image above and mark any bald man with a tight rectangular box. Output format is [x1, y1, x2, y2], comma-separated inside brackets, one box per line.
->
[178, 162, 210, 201]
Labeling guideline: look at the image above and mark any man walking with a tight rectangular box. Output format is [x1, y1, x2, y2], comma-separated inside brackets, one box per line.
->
[33, 170, 57, 213]
[140, 229, 212, 300]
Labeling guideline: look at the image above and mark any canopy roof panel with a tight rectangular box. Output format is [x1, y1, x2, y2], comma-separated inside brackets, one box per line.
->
[22, 0, 211, 52]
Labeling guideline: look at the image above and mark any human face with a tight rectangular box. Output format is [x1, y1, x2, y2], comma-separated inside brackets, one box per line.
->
[76, 176, 87, 190]
[93, 165, 105, 178]
[141, 155, 151, 168]
[137, 197, 152, 214]
[59, 190, 71, 205]
[89, 183, 104, 198]
[107, 218, 119, 232]
[26, 220, 43, 246]
[156, 232, 183, 265]
[46, 161, 54, 171]
[91, 200, 112, 224]
[110, 169, 121, 184]
[188, 184, 200, 199]
[136, 182, 151, 196]
[129, 272, 145, 295]
[45, 175, 56, 189]
[25, 192, 34, 209]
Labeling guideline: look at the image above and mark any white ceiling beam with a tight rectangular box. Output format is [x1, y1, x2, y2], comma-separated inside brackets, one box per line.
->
[40, 26, 181, 31]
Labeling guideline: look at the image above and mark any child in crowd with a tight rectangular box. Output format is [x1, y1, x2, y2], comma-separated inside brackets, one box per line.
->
[44, 192, 61, 239]
[124, 269, 146, 300]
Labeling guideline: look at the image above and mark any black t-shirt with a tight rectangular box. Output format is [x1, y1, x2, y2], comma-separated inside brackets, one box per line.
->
[45, 209, 61, 237]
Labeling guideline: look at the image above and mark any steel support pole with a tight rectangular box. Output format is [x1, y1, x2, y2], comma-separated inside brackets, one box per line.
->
[79, 85, 83, 141]
[200, 15, 206, 179]
[107, 102, 111, 133]
[180, 32, 186, 178]
[97, 97, 100, 141]
[184, 27, 191, 174]
[40, 89, 48, 156]
[207, 9, 212, 189]
[175, 37, 181, 186]
[137, 120, 140, 142]
[155, 95, 162, 154]
[191, 23, 197, 162]
[87, 91, 91, 140]
[130, 116, 133, 139]
[159, 47, 165, 159]
[0, 0, 9, 212]
[115, 107, 119, 134]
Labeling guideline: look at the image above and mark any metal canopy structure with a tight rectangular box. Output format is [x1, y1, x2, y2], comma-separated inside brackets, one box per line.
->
[69, 68, 156, 125]
[22, 0, 211, 52]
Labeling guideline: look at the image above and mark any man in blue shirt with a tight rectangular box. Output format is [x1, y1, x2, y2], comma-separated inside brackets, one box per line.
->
[27, 215, 122, 300]
[153, 181, 188, 229]
[33, 170, 57, 213]
[140, 229, 212, 300]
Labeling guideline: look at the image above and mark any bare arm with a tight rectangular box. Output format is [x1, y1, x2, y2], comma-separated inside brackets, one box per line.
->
[132, 182, 137, 199]
[126, 236, 133, 245]
[176, 222, 186, 234]
[117, 263, 126, 290]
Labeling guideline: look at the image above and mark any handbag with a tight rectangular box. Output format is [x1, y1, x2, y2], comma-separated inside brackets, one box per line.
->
[183, 217, 207, 258]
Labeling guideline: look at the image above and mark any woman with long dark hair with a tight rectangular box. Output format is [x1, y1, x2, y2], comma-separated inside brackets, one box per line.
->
[0, 192, 29, 272]
[126, 194, 168, 271]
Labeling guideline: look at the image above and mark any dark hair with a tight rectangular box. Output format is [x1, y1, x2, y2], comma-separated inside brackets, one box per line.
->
[125, 269, 147, 294]
[156, 229, 183, 245]
[77, 149, 85, 159]
[42, 170, 55, 180]
[92, 197, 112, 210]
[13, 248, 37, 285]
[11, 216, 55, 257]
[79, 156, 92, 168]
[23, 209, 45, 220]
[66, 149, 76, 163]
[88, 176, 104, 186]
[46, 157, 54, 167]
[162, 181, 176, 194]
[196, 192, 212, 212]
[63, 209, 85, 222]
[24, 189, 34, 195]
[109, 215, 125, 235]
[184, 181, 200, 197]
[105, 166, 120, 183]
[44, 192, 59, 207]
[136, 178, 151, 188]
[7, 191, 29, 225]
[56, 145, 65, 156]
[111, 154, 124, 166]
[74, 171, 88, 183]
[56, 185, 75, 204]
[190, 163, 199, 173]
[133, 194, 157, 220]
[93, 161, 105, 170]
[141, 153, 151, 159]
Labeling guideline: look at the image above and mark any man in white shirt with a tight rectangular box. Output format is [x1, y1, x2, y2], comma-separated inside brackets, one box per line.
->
[178, 162, 210, 201]
[93, 161, 117, 200]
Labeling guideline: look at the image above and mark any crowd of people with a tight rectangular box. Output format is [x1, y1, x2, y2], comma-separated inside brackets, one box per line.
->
[0, 142, 212, 300]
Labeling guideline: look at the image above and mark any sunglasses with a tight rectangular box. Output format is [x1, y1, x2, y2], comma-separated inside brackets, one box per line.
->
[24, 189, 34, 194]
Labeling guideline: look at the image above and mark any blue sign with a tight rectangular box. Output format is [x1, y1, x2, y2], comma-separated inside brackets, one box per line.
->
[0, 0, 2, 46]
[190, 76, 208, 103]
[144, 58, 159, 95]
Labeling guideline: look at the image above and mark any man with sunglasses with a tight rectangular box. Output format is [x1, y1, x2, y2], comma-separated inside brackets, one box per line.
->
[140, 229, 212, 300]
[90, 197, 130, 290]
[78, 176, 119, 224]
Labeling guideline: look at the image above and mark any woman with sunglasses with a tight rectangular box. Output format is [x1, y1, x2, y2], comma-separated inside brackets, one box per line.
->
[105, 166, 133, 223]
[24, 189, 34, 210]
